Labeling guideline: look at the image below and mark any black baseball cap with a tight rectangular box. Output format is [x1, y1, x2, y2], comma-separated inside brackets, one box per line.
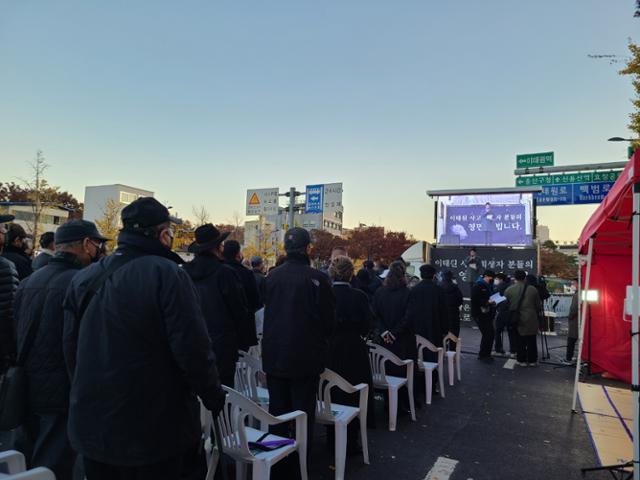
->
[0, 214, 15, 224]
[55, 220, 110, 244]
[121, 197, 181, 229]
[284, 227, 311, 253]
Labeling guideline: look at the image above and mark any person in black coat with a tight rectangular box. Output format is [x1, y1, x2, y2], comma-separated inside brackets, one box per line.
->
[32, 232, 55, 271]
[328, 256, 375, 433]
[373, 261, 414, 363]
[62, 197, 225, 480]
[351, 268, 376, 304]
[373, 260, 415, 412]
[440, 270, 463, 340]
[250, 256, 266, 307]
[471, 270, 496, 362]
[14, 220, 108, 479]
[2, 223, 33, 280]
[362, 260, 382, 293]
[0, 215, 19, 371]
[183, 224, 252, 387]
[263, 228, 336, 449]
[223, 240, 261, 314]
[407, 265, 448, 355]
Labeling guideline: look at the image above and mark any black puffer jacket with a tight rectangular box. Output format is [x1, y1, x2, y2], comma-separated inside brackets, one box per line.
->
[2, 245, 33, 280]
[0, 256, 19, 367]
[14, 252, 81, 413]
[262, 254, 336, 378]
[183, 253, 252, 381]
[63, 231, 224, 467]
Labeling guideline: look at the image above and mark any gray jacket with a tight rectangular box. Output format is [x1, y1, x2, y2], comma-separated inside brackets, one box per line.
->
[505, 281, 542, 336]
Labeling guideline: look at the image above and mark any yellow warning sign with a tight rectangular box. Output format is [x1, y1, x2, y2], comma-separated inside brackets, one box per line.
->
[248, 192, 260, 205]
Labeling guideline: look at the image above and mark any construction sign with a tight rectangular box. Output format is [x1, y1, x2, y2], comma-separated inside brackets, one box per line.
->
[246, 188, 279, 216]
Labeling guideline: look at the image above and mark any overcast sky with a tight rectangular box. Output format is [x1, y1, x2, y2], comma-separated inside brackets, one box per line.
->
[1, 1, 637, 241]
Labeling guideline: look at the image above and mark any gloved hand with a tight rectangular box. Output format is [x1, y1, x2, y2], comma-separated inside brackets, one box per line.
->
[204, 386, 227, 418]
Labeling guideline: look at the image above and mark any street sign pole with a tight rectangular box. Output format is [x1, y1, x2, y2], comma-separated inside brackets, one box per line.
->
[288, 187, 296, 230]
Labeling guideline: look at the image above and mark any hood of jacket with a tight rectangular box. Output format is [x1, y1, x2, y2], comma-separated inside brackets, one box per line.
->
[182, 253, 222, 281]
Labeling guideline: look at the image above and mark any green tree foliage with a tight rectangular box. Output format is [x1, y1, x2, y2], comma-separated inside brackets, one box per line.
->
[0, 181, 83, 218]
[310, 226, 414, 264]
[620, 41, 640, 148]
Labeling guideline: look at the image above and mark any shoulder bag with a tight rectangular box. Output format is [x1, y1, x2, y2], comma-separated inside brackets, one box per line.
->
[507, 284, 529, 329]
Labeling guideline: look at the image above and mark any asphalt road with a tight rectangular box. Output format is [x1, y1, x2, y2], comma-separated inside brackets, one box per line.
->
[307, 322, 611, 480]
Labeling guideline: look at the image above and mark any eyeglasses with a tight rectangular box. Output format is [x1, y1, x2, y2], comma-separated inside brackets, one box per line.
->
[89, 239, 106, 253]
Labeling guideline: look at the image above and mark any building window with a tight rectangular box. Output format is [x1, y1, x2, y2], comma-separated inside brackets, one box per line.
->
[120, 192, 138, 204]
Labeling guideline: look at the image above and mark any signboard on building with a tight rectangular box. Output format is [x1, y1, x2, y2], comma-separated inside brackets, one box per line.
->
[246, 188, 279, 216]
[305, 184, 324, 213]
[516, 152, 554, 168]
[430, 246, 538, 321]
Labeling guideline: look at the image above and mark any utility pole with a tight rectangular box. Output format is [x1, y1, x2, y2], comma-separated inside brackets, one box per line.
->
[285, 187, 303, 229]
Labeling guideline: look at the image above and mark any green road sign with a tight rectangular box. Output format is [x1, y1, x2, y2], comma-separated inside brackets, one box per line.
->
[517, 152, 554, 168]
[515, 170, 622, 187]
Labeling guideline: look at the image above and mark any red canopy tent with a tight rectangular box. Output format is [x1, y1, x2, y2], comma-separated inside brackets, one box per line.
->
[573, 150, 640, 478]
[576, 151, 640, 383]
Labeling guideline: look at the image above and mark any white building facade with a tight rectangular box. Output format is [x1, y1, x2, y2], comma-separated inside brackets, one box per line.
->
[83, 184, 154, 224]
[0, 203, 70, 234]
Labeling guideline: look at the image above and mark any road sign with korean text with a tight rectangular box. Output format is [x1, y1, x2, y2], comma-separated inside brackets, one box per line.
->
[517, 152, 554, 168]
[246, 188, 279, 216]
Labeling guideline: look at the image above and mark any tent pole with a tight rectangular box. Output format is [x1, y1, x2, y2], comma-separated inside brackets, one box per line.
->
[572, 237, 593, 412]
[632, 185, 639, 480]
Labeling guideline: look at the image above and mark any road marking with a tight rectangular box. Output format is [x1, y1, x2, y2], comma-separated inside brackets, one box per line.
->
[423, 456, 459, 480]
[503, 359, 516, 369]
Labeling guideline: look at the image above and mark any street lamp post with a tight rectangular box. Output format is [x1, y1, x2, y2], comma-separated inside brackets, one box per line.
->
[608, 137, 639, 159]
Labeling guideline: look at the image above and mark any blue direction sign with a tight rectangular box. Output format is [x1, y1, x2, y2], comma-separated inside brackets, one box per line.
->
[305, 184, 324, 213]
[572, 181, 614, 205]
[536, 184, 573, 206]
[534, 181, 616, 206]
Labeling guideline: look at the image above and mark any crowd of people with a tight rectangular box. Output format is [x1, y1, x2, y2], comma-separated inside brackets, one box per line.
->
[0, 197, 553, 480]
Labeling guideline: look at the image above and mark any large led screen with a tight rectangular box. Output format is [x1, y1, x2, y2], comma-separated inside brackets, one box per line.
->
[435, 193, 534, 247]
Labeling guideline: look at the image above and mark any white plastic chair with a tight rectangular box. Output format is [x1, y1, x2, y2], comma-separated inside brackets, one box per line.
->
[247, 333, 262, 361]
[3, 468, 56, 480]
[208, 386, 308, 480]
[316, 369, 370, 480]
[415, 335, 445, 404]
[443, 333, 462, 386]
[367, 342, 416, 431]
[235, 351, 269, 410]
[199, 400, 219, 480]
[0, 451, 26, 476]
